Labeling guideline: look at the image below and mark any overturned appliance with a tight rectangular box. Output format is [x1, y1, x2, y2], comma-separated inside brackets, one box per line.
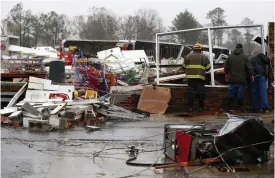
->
[163, 115, 274, 165]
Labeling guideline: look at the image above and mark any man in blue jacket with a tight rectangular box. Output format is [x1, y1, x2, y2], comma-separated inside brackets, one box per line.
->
[249, 50, 271, 113]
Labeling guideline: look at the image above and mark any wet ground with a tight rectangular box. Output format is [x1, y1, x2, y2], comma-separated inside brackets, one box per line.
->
[1, 114, 274, 178]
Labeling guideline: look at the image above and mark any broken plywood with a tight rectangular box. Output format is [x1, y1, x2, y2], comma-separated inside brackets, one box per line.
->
[137, 86, 171, 114]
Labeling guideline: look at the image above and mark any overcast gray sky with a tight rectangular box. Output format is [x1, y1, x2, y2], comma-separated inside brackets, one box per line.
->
[1, 0, 274, 34]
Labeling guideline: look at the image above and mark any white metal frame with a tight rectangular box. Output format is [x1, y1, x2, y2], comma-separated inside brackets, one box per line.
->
[155, 25, 265, 87]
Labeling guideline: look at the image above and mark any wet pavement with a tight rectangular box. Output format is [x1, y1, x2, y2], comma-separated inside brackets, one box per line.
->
[1, 114, 274, 178]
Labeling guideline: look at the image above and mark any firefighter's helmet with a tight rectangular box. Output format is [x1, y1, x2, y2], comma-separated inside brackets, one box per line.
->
[193, 43, 203, 50]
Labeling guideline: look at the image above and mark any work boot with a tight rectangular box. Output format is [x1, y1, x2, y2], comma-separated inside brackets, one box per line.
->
[188, 96, 194, 113]
[236, 100, 244, 112]
[198, 93, 205, 112]
[261, 108, 270, 114]
[188, 108, 194, 113]
[187, 89, 196, 113]
[225, 97, 234, 112]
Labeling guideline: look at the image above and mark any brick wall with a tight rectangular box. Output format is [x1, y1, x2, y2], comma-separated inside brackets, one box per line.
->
[268, 22, 274, 64]
[118, 85, 274, 113]
[167, 85, 274, 113]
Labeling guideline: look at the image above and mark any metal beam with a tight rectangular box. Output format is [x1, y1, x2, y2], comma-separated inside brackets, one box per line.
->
[208, 28, 215, 86]
[156, 34, 160, 85]
[1, 82, 26, 86]
[176, 45, 185, 64]
[261, 25, 265, 54]
[157, 25, 262, 36]
[157, 83, 229, 88]
[261, 25, 267, 88]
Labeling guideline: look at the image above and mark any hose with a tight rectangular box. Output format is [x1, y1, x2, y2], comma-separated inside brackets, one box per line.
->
[125, 146, 168, 167]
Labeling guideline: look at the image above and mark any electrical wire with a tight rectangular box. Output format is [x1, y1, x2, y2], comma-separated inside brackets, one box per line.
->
[95, 124, 204, 157]
[213, 136, 239, 178]
[117, 153, 163, 178]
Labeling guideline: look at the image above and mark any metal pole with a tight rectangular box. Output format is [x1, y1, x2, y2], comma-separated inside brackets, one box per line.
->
[260, 25, 268, 88]
[156, 34, 160, 85]
[207, 28, 215, 86]
[261, 25, 265, 54]
[176, 45, 185, 64]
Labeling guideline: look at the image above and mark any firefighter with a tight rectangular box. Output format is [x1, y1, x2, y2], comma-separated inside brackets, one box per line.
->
[182, 43, 211, 113]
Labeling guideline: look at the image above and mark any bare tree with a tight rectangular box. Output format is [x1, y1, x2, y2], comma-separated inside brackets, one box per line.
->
[229, 29, 243, 45]
[6, 3, 24, 46]
[206, 7, 227, 46]
[77, 7, 119, 40]
[72, 15, 87, 39]
[241, 17, 254, 54]
[135, 8, 164, 40]
[119, 15, 137, 40]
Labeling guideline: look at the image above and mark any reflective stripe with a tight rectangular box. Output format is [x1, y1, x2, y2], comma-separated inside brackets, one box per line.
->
[206, 64, 211, 69]
[186, 65, 206, 70]
[186, 75, 205, 80]
[182, 64, 186, 68]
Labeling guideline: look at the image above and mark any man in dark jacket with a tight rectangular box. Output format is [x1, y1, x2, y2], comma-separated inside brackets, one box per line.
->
[183, 43, 211, 113]
[249, 50, 270, 112]
[224, 43, 254, 111]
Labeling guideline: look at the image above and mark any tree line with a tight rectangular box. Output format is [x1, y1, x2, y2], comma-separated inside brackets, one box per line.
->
[1, 3, 259, 54]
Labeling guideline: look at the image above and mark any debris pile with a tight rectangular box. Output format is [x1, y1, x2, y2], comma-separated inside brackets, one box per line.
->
[0, 75, 151, 131]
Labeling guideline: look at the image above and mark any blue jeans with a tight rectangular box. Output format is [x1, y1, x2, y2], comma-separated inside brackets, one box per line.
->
[250, 75, 269, 111]
[228, 84, 245, 101]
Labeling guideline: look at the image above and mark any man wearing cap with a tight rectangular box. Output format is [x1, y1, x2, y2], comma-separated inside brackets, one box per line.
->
[182, 43, 211, 113]
[224, 43, 254, 112]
